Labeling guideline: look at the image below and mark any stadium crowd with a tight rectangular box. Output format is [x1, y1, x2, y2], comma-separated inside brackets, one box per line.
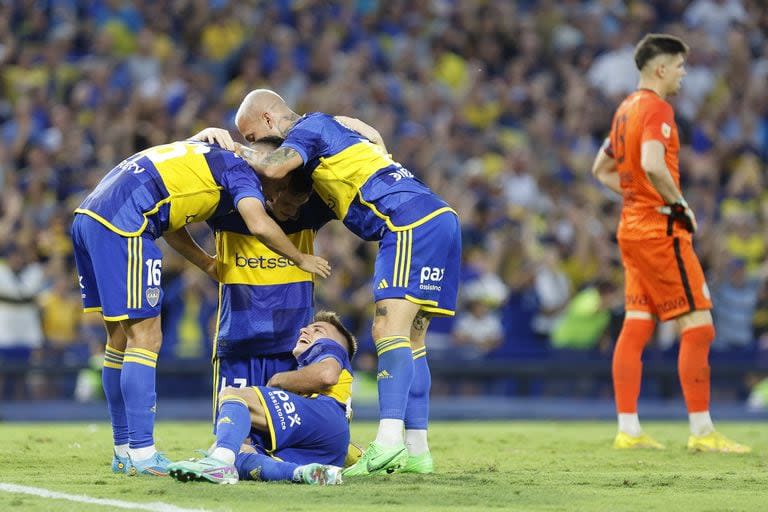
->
[1, 0, 767, 400]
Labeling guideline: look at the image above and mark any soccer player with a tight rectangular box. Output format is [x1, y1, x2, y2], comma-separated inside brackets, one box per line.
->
[207, 167, 336, 421]
[229, 90, 462, 475]
[167, 311, 356, 486]
[183, 132, 336, 426]
[591, 34, 750, 453]
[71, 140, 331, 476]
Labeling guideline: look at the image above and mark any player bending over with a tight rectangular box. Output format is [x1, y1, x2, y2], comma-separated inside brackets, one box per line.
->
[167, 311, 357, 485]
[72, 140, 330, 477]
[591, 33, 749, 453]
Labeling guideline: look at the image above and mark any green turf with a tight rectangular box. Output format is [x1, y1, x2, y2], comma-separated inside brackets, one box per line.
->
[0, 421, 766, 511]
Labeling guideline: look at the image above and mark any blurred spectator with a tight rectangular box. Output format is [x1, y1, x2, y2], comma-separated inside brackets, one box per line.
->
[711, 258, 766, 351]
[0, 243, 45, 399]
[531, 237, 572, 337]
[452, 282, 504, 360]
[550, 280, 617, 351]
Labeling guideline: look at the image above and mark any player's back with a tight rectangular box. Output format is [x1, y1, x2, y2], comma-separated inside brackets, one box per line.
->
[208, 195, 335, 357]
[283, 113, 452, 240]
[76, 141, 259, 238]
[609, 89, 684, 240]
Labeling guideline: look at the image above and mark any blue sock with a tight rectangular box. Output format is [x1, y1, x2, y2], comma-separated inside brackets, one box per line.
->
[103, 346, 128, 447]
[215, 397, 251, 456]
[235, 452, 298, 482]
[404, 347, 430, 430]
[375, 336, 414, 419]
[121, 348, 158, 450]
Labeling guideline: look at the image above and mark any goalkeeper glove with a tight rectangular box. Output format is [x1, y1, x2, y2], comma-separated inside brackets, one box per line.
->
[658, 200, 696, 233]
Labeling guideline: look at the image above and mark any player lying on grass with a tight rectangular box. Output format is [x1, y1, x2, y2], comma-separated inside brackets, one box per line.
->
[167, 311, 357, 485]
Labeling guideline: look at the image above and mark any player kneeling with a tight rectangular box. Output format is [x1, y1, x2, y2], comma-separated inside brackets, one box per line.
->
[168, 312, 356, 485]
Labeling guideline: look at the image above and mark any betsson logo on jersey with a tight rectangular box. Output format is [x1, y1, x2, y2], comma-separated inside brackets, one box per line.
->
[235, 252, 297, 270]
[419, 266, 444, 291]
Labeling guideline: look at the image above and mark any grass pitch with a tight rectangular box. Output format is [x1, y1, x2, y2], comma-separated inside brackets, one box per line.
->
[0, 421, 766, 511]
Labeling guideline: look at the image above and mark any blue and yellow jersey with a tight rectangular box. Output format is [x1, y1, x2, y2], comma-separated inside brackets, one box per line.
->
[296, 337, 353, 408]
[282, 113, 454, 241]
[208, 194, 335, 357]
[75, 141, 264, 239]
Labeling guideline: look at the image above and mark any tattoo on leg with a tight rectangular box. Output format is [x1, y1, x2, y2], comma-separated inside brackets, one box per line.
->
[375, 305, 388, 317]
[412, 312, 430, 332]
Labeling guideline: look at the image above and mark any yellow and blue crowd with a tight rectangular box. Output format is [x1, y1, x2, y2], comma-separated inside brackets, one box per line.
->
[0, 0, 767, 400]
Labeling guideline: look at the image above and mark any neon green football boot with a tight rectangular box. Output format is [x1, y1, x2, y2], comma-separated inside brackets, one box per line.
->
[401, 451, 434, 474]
[342, 441, 408, 477]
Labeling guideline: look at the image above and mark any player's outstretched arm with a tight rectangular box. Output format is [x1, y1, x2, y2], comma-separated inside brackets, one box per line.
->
[591, 138, 622, 195]
[235, 143, 303, 180]
[334, 115, 388, 152]
[267, 358, 342, 394]
[163, 227, 218, 281]
[237, 197, 331, 278]
[641, 140, 697, 233]
[188, 127, 236, 151]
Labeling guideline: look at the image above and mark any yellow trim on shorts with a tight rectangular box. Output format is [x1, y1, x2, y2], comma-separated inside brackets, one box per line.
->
[252, 387, 277, 453]
[404, 295, 455, 317]
[102, 313, 129, 321]
[83, 306, 102, 313]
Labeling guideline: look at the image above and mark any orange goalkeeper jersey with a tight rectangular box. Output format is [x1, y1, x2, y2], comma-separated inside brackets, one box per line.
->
[606, 89, 688, 241]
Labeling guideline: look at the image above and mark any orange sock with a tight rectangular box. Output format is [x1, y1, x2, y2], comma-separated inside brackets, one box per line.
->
[612, 318, 655, 413]
[678, 323, 714, 413]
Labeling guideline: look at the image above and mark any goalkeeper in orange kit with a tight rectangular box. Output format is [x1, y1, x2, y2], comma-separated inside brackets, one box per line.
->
[591, 34, 749, 453]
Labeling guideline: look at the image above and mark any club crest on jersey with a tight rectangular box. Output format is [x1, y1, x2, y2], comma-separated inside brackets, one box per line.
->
[661, 123, 671, 138]
[146, 287, 160, 307]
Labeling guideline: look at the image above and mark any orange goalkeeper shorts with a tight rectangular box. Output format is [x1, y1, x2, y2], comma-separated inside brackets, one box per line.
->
[619, 236, 712, 321]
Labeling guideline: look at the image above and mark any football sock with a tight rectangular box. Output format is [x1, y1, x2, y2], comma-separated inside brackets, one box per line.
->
[103, 346, 129, 448]
[121, 348, 158, 452]
[612, 318, 655, 415]
[212, 396, 251, 465]
[404, 347, 430, 455]
[131, 445, 156, 461]
[374, 336, 413, 446]
[236, 452, 297, 482]
[688, 411, 715, 436]
[618, 413, 642, 437]
[679, 324, 714, 415]
[114, 443, 129, 458]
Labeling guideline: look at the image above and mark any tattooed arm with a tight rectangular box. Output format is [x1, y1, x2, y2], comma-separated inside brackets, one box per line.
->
[235, 144, 304, 180]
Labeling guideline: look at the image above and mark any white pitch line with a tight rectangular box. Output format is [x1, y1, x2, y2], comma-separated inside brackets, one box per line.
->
[0, 482, 212, 512]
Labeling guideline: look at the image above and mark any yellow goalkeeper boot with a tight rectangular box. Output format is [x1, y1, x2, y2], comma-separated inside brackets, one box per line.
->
[687, 431, 751, 454]
[613, 431, 665, 450]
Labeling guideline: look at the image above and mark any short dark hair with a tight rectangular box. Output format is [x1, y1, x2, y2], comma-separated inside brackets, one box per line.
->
[314, 310, 358, 359]
[254, 135, 285, 147]
[287, 167, 313, 196]
[633, 34, 689, 71]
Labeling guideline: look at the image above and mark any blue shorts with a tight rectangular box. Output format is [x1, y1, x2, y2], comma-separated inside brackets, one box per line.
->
[373, 211, 461, 316]
[212, 353, 297, 426]
[251, 387, 349, 467]
[71, 214, 163, 321]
